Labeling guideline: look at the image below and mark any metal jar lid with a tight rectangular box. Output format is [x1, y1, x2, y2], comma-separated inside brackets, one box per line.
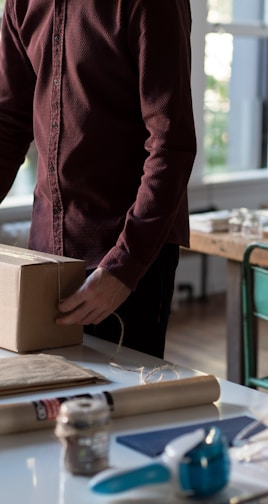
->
[55, 396, 110, 437]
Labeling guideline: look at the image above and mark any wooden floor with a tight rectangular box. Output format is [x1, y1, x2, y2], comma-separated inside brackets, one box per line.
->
[164, 292, 268, 382]
[165, 293, 227, 379]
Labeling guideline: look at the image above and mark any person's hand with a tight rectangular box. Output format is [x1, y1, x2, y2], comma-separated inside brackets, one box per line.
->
[56, 267, 131, 326]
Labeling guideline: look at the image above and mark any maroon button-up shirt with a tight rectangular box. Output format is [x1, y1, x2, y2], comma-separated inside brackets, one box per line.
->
[0, 0, 196, 290]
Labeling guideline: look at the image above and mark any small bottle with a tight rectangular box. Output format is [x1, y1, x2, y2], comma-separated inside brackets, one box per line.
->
[241, 211, 262, 239]
[228, 209, 242, 235]
[55, 396, 110, 476]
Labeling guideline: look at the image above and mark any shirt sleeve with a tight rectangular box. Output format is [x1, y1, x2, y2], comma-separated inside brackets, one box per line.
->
[0, 0, 35, 200]
[99, 0, 196, 290]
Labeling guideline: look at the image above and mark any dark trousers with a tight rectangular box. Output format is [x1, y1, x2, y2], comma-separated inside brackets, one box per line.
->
[84, 244, 180, 358]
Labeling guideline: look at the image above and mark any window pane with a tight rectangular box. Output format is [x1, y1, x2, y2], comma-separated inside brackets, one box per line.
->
[205, 0, 268, 175]
[207, 0, 267, 24]
[207, 0, 232, 23]
[204, 33, 232, 173]
[204, 33, 267, 174]
[228, 37, 266, 172]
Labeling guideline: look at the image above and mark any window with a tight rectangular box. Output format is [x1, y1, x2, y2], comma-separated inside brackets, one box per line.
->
[191, 0, 268, 181]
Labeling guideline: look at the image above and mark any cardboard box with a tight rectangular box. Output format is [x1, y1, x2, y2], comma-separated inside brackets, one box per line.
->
[0, 244, 86, 352]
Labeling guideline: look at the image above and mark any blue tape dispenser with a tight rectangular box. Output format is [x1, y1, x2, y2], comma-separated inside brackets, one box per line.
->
[89, 426, 231, 498]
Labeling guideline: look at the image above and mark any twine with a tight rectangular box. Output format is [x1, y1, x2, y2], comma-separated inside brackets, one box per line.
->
[108, 312, 180, 384]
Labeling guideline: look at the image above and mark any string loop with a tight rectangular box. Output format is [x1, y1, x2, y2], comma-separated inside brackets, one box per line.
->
[108, 312, 181, 383]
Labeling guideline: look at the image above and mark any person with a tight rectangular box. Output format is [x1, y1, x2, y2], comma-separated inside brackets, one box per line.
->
[0, 0, 196, 358]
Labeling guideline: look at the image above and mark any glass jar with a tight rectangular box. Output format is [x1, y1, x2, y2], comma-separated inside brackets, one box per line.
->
[228, 209, 242, 235]
[55, 396, 110, 476]
[241, 211, 262, 239]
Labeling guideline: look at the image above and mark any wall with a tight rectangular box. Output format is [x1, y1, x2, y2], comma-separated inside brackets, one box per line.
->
[0, 221, 31, 248]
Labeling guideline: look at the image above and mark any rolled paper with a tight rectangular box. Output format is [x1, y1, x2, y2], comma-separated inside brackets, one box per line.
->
[0, 375, 220, 435]
[106, 374, 220, 418]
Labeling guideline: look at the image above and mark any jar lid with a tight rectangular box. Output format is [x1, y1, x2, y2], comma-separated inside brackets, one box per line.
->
[57, 396, 110, 430]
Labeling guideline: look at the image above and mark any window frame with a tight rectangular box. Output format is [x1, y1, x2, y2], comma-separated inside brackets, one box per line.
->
[190, 0, 268, 186]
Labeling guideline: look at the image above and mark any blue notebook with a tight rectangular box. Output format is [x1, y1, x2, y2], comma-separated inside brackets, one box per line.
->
[116, 415, 265, 457]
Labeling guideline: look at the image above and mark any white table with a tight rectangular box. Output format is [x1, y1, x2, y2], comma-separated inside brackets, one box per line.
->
[0, 335, 268, 503]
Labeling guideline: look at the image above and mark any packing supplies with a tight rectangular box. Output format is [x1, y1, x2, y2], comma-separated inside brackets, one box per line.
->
[0, 244, 86, 352]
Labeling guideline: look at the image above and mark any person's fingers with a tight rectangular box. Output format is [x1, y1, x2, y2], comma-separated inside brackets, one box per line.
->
[56, 268, 131, 326]
[79, 309, 108, 325]
[58, 288, 88, 313]
[57, 298, 108, 326]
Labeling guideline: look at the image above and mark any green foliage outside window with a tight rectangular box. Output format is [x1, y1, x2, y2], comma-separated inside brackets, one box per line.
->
[204, 75, 229, 173]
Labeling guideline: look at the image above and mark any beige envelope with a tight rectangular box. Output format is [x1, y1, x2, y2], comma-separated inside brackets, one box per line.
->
[0, 353, 107, 395]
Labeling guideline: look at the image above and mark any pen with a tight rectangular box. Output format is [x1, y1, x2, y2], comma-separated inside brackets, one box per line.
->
[229, 489, 268, 504]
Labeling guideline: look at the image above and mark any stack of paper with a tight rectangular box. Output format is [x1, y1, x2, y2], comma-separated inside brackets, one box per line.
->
[190, 210, 231, 233]
[0, 353, 106, 395]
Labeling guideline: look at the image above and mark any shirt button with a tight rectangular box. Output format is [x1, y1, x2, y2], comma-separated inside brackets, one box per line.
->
[52, 122, 58, 129]
[54, 205, 61, 215]
[54, 79, 59, 86]
[54, 34, 60, 43]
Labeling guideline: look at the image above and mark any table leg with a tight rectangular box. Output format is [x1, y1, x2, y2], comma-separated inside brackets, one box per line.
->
[226, 260, 244, 384]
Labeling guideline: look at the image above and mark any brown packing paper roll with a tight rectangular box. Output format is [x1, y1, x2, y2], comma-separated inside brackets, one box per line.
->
[0, 395, 92, 435]
[107, 374, 220, 418]
[0, 402, 56, 434]
[0, 375, 220, 435]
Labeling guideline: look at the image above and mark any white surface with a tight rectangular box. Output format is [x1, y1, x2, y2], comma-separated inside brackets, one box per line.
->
[0, 335, 268, 503]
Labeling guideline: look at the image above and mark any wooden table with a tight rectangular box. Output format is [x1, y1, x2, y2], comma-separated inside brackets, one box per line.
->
[189, 230, 268, 384]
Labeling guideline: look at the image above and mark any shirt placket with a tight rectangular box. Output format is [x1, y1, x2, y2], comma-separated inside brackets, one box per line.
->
[47, 0, 67, 256]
